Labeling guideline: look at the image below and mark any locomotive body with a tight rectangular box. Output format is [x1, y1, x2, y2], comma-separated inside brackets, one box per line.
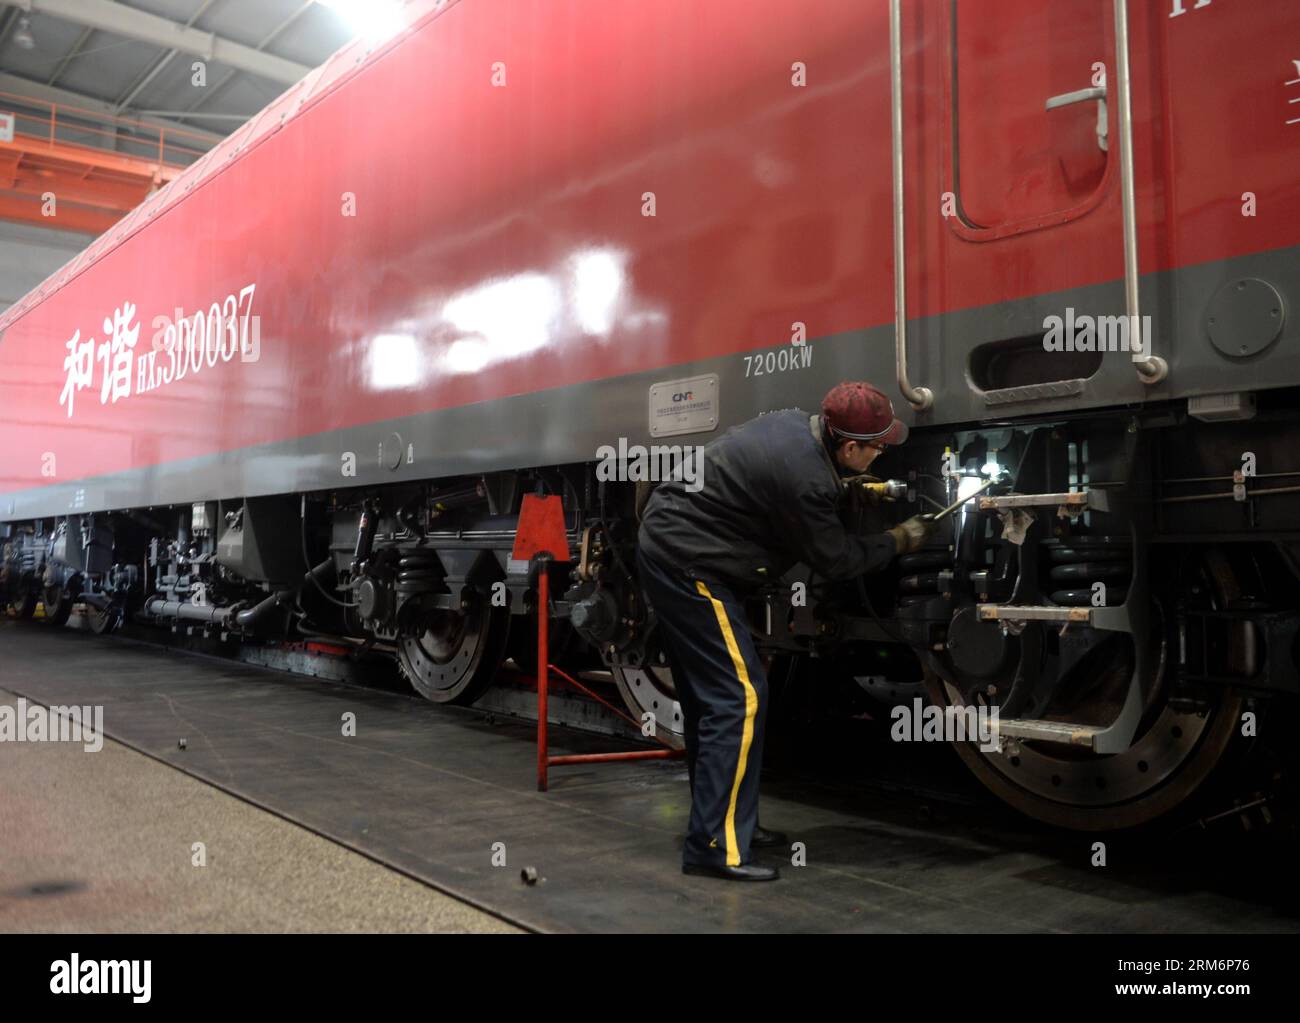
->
[3, 0, 1299, 828]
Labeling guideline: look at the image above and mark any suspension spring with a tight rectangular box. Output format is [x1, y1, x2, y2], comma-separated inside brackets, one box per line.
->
[1046, 538, 1132, 607]
[897, 551, 954, 608]
[395, 550, 443, 594]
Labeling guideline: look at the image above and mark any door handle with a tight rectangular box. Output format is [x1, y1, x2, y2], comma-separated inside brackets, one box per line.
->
[1046, 84, 1109, 152]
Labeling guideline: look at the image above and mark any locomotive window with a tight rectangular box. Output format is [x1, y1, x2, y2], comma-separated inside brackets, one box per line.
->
[948, 0, 1113, 239]
[969, 334, 1102, 392]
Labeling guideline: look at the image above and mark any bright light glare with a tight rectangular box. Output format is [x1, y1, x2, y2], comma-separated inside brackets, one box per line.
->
[367, 333, 421, 390]
[957, 474, 985, 503]
[440, 273, 561, 375]
[570, 249, 625, 336]
[982, 451, 1001, 479]
[316, 0, 405, 43]
[445, 338, 489, 375]
[957, 472, 984, 526]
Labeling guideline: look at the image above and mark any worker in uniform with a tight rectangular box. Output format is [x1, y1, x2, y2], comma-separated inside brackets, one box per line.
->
[637, 381, 935, 881]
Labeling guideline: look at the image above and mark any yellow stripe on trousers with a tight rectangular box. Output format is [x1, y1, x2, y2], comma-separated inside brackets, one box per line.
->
[696, 580, 758, 868]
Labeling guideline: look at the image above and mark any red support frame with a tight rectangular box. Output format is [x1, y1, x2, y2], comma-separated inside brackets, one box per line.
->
[535, 568, 683, 792]
[513, 492, 683, 791]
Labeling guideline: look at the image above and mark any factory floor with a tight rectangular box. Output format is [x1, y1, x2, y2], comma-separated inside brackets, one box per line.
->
[0, 684, 518, 933]
[2, 618, 1298, 933]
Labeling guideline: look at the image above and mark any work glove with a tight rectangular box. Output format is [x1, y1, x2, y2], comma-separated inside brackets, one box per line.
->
[887, 513, 937, 555]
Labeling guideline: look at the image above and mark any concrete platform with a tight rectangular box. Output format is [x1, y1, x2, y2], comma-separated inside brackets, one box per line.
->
[0, 683, 519, 933]
[2, 619, 1298, 933]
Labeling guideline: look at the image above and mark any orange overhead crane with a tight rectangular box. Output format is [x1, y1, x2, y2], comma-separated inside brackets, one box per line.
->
[0, 92, 206, 236]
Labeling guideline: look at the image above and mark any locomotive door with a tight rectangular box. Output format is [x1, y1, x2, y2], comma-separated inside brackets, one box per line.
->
[948, 0, 1113, 238]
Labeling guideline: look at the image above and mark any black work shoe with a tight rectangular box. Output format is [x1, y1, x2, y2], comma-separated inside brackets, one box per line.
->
[682, 862, 780, 882]
[751, 825, 788, 849]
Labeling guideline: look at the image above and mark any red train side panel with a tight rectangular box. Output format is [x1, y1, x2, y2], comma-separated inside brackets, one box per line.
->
[1, 0, 1297, 519]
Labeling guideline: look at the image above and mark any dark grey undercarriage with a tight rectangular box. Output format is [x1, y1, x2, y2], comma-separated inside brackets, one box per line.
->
[5, 396, 1299, 830]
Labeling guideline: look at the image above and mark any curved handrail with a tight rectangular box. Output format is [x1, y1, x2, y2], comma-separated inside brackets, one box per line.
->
[889, 0, 934, 412]
[1113, 0, 1168, 384]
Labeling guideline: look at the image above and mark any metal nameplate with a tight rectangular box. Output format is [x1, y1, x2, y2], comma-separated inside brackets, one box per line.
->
[649, 373, 719, 438]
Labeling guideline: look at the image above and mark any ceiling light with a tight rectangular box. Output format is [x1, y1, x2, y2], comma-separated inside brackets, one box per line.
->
[13, 16, 36, 51]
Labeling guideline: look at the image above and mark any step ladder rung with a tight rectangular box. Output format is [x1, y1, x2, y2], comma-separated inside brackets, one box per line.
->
[978, 489, 1109, 514]
[977, 604, 1092, 624]
[994, 717, 1103, 748]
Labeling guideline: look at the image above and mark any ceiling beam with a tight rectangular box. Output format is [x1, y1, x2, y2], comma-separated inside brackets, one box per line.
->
[182, 0, 314, 120]
[0, 0, 314, 85]
[113, 0, 221, 112]
[0, 71, 225, 147]
[114, 48, 178, 112]
[46, 24, 93, 87]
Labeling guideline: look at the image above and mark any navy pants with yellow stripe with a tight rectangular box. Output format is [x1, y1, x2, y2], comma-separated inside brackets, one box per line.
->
[637, 546, 768, 868]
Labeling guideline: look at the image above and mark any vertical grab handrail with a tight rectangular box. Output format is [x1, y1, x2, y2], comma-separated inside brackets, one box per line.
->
[1113, 0, 1169, 384]
[889, 0, 934, 412]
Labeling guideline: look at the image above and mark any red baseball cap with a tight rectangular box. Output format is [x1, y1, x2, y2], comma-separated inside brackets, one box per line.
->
[821, 381, 909, 447]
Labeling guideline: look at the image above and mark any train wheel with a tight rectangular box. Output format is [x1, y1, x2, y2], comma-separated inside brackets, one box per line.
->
[925, 551, 1246, 831]
[40, 585, 72, 627]
[398, 601, 508, 705]
[610, 646, 685, 749]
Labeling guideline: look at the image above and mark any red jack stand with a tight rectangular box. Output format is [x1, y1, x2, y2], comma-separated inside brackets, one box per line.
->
[534, 567, 684, 791]
[513, 494, 683, 792]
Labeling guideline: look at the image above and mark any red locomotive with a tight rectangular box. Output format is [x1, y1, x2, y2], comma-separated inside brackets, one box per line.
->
[3, 0, 1299, 828]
